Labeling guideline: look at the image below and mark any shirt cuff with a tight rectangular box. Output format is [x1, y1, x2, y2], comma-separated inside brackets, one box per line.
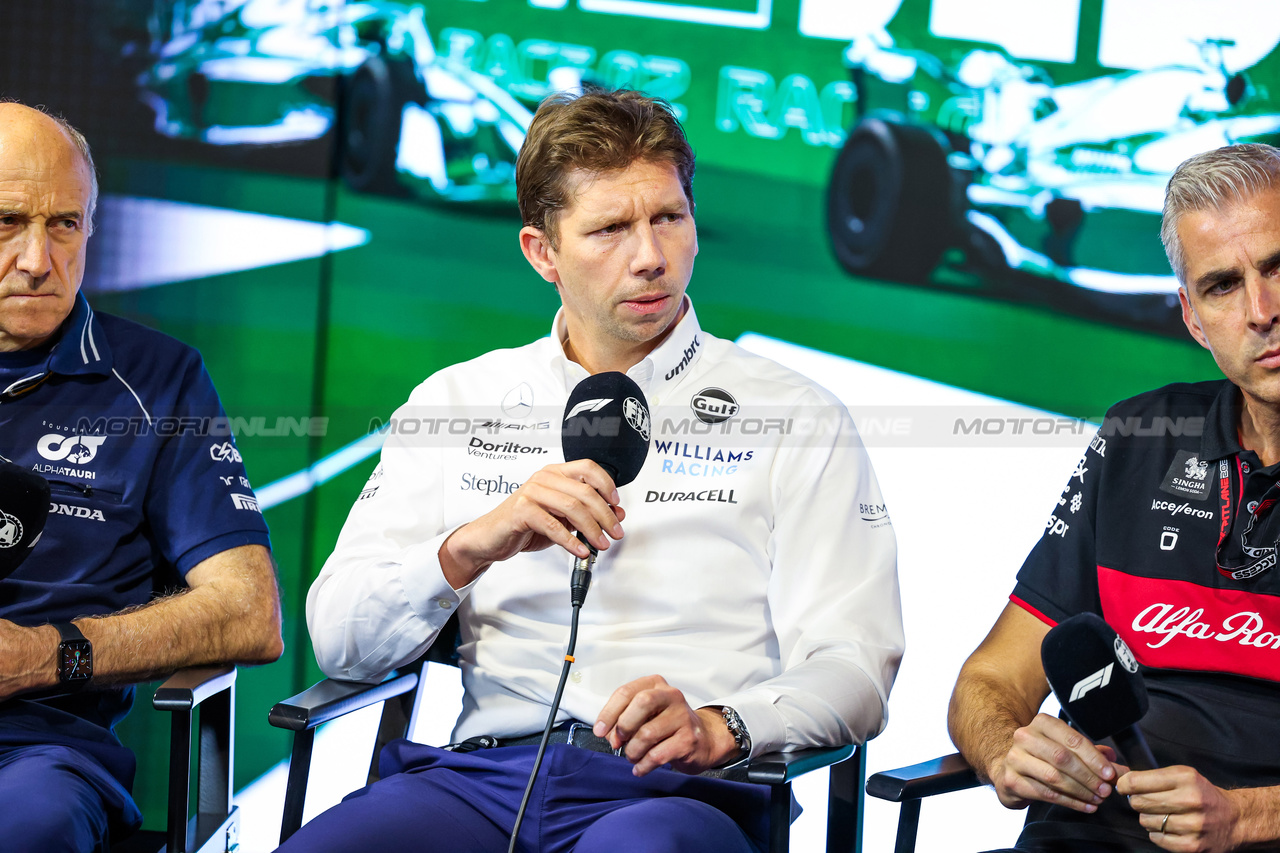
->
[400, 525, 480, 624]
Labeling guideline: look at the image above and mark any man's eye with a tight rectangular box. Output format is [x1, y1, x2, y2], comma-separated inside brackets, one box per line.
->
[599, 224, 622, 235]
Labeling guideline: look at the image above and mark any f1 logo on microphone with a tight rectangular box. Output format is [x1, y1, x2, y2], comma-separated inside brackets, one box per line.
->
[565, 399, 612, 420]
[1068, 663, 1113, 702]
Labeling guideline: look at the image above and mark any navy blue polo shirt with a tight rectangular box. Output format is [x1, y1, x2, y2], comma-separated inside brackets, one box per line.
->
[1011, 380, 1280, 850]
[0, 293, 270, 793]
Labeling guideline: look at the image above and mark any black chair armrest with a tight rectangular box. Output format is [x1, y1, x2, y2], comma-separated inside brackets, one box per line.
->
[866, 752, 980, 802]
[148, 666, 238, 853]
[746, 744, 856, 785]
[268, 672, 419, 732]
[152, 665, 236, 712]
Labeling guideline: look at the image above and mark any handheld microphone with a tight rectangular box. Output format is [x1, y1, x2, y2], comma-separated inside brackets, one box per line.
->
[560, 372, 651, 606]
[508, 375, 653, 853]
[0, 460, 51, 580]
[1042, 612, 1158, 771]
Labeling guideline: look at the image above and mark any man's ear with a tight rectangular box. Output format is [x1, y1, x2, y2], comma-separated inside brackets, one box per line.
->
[520, 226, 559, 285]
[1179, 286, 1211, 351]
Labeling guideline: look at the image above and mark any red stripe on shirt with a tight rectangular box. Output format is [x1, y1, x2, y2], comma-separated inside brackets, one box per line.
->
[1097, 565, 1280, 681]
[1010, 594, 1057, 627]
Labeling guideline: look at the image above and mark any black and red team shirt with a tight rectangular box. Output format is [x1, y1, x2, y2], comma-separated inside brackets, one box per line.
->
[1011, 380, 1280, 851]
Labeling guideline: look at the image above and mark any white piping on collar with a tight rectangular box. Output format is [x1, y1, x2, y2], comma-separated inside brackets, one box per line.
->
[112, 368, 152, 425]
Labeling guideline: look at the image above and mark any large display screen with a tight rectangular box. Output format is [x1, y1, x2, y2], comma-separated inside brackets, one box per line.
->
[1, 0, 1266, 836]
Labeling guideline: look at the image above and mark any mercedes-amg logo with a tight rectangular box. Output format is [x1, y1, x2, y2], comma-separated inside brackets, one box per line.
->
[502, 383, 534, 419]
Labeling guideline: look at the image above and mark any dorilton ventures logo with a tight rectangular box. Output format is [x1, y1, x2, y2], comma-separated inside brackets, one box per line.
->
[467, 437, 548, 461]
[691, 388, 738, 424]
[645, 489, 737, 504]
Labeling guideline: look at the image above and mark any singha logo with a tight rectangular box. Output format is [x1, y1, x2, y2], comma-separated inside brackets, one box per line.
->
[1184, 455, 1209, 482]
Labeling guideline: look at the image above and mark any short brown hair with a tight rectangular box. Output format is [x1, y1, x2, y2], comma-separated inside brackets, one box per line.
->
[1162, 143, 1280, 284]
[516, 89, 695, 247]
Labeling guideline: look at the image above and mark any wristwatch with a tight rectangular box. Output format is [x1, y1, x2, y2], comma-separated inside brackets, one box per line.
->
[720, 705, 751, 760]
[53, 622, 93, 687]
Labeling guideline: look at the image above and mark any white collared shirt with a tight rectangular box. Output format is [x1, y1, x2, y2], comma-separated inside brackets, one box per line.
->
[308, 300, 904, 755]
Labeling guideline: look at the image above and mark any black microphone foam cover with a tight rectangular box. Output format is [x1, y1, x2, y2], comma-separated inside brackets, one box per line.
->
[561, 372, 651, 488]
[1042, 612, 1148, 742]
[0, 460, 51, 580]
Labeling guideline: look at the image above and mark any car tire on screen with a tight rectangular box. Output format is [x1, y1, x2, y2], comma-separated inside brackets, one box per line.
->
[826, 117, 952, 283]
[341, 54, 418, 195]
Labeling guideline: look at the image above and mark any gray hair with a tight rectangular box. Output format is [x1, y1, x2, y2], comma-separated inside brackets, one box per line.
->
[1161, 143, 1280, 284]
[1, 101, 99, 236]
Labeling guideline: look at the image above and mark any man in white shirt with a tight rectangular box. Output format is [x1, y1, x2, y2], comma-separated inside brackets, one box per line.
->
[283, 89, 903, 852]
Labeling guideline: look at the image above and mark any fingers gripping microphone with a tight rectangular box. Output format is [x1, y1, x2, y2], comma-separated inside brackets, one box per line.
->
[0, 460, 51, 580]
[560, 372, 651, 607]
[1042, 612, 1158, 771]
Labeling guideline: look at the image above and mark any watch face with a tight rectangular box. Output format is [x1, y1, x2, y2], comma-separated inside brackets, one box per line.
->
[59, 640, 93, 682]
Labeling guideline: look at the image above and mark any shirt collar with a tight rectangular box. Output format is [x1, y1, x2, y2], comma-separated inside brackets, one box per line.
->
[548, 296, 704, 398]
[1201, 380, 1244, 462]
[1, 293, 112, 398]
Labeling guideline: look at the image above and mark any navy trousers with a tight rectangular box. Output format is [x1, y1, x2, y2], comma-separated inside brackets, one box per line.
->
[276, 739, 775, 853]
[0, 743, 140, 853]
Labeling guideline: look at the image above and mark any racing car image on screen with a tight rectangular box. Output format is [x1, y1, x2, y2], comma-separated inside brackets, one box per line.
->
[826, 34, 1280, 334]
[138, 0, 533, 203]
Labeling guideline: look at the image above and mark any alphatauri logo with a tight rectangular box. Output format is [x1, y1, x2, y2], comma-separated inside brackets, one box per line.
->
[37, 434, 106, 465]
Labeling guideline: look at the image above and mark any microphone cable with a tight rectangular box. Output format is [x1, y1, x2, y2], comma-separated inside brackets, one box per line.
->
[507, 544, 596, 853]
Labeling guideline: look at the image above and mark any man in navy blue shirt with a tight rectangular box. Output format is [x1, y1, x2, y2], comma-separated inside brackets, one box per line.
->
[0, 103, 283, 851]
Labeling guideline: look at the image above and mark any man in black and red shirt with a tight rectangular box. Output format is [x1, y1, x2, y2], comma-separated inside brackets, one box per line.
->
[949, 144, 1280, 852]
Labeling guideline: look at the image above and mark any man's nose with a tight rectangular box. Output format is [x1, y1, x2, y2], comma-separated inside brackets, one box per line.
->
[16, 227, 52, 280]
[1246, 274, 1280, 330]
[630, 224, 666, 278]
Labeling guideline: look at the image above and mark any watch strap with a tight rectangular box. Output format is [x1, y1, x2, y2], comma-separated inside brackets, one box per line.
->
[720, 705, 751, 759]
[53, 621, 87, 644]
